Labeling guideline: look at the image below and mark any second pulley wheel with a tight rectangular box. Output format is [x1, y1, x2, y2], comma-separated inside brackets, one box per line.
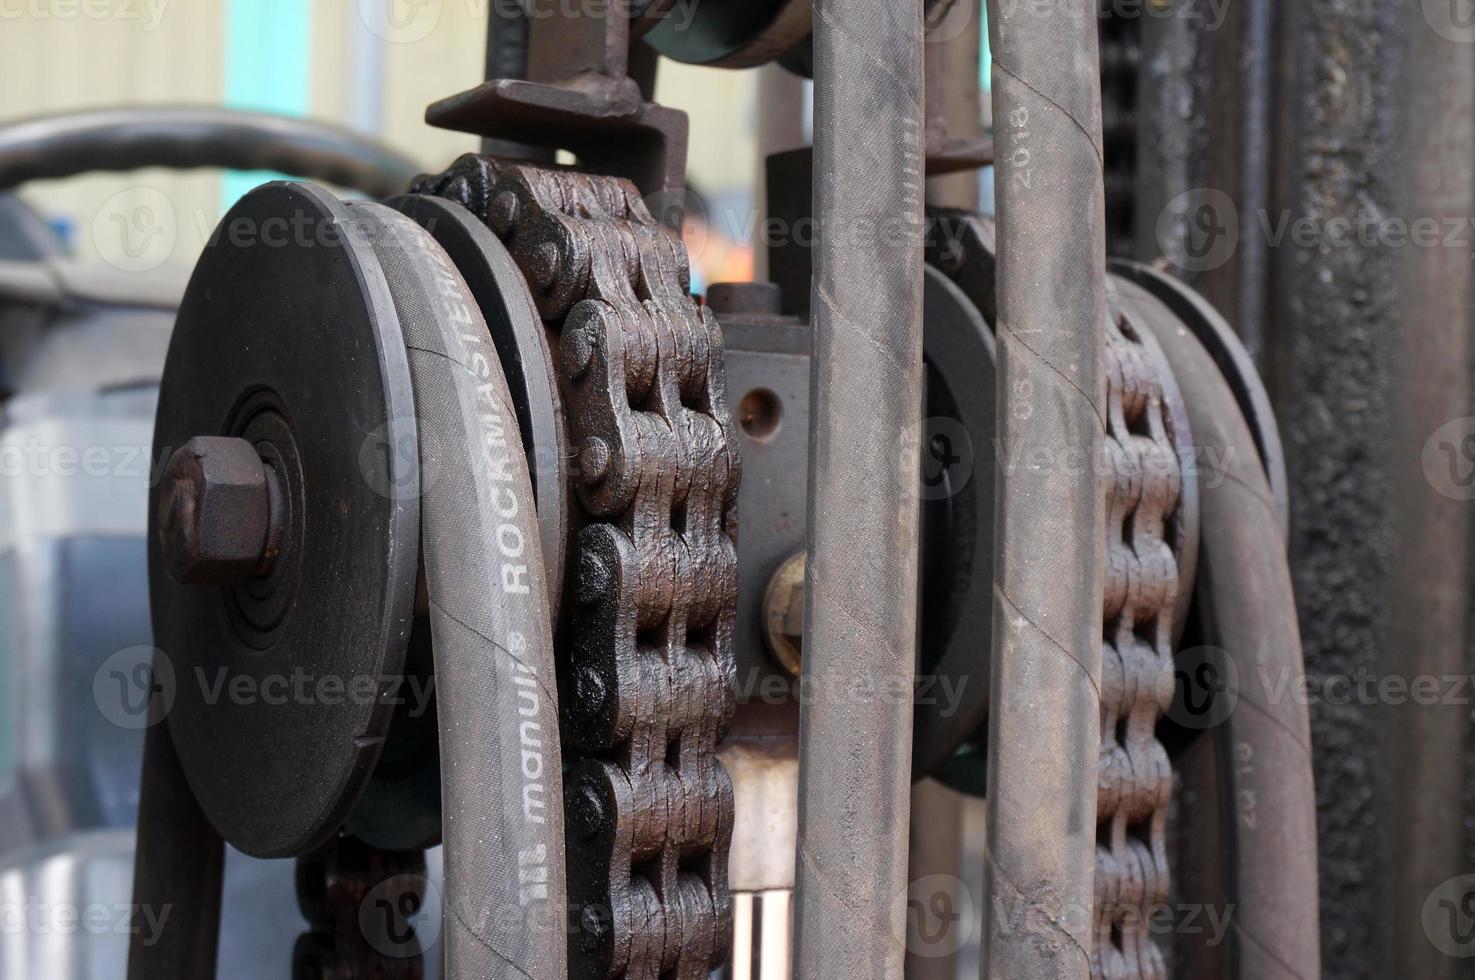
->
[347, 192, 572, 852]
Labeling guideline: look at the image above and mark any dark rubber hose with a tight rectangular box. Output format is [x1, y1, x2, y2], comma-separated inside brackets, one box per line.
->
[349, 204, 568, 979]
[980, 1, 1108, 977]
[1132, 281, 1321, 980]
[0, 106, 420, 197]
[790, 0, 925, 972]
[125, 706, 224, 980]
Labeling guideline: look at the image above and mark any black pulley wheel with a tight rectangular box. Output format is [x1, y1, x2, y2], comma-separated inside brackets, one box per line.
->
[1128, 278, 1321, 979]
[912, 264, 996, 781]
[643, 0, 811, 67]
[1112, 259, 1289, 537]
[149, 181, 419, 859]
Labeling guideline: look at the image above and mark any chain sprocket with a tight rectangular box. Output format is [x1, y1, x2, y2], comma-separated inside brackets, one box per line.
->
[415, 155, 741, 979]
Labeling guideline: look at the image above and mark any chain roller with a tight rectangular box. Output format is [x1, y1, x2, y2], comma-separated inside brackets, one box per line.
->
[414, 155, 740, 979]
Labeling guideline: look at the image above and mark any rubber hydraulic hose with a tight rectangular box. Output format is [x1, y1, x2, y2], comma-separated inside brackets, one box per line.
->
[790, 0, 925, 974]
[0, 107, 421, 197]
[1134, 283, 1321, 980]
[349, 204, 567, 979]
[981, 1, 1108, 977]
[125, 707, 224, 980]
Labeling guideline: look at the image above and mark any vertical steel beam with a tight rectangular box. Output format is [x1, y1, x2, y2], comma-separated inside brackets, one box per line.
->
[1380, 14, 1474, 979]
[1259, 5, 1473, 977]
[1134, 0, 1278, 365]
[791, 0, 926, 972]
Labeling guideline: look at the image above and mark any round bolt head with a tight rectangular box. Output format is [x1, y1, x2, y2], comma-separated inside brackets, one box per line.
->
[762, 552, 806, 676]
[157, 436, 274, 586]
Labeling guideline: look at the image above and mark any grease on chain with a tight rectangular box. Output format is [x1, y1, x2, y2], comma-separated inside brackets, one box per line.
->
[291, 836, 428, 979]
[415, 155, 740, 980]
[1092, 288, 1183, 980]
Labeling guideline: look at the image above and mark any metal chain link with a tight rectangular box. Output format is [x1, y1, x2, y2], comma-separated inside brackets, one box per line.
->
[1092, 285, 1184, 980]
[414, 155, 740, 980]
[291, 835, 428, 979]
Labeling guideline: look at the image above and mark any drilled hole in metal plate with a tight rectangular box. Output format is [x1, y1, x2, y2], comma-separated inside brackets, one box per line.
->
[738, 388, 782, 441]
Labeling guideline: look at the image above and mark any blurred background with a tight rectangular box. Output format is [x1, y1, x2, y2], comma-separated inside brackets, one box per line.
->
[0, 0, 787, 286]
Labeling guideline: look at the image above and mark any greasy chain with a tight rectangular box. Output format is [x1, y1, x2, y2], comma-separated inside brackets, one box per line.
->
[416, 156, 741, 979]
[1094, 286, 1184, 980]
[292, 836, 428, 979]
[926, 212, 1186, 978]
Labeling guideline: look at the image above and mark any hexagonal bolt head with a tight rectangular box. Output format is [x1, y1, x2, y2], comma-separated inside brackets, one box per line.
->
[157, 436, 279, 587]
